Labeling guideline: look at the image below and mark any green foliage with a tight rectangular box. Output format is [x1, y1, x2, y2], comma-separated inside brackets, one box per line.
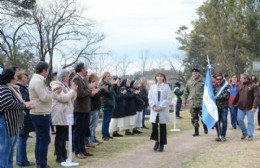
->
[177, 0, 260, 79]
[0, 0, 36, 18]
[0, 48, 37, 72]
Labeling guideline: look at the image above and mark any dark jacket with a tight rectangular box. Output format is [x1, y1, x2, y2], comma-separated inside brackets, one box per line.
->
[214, 81, 230, 109]
[173, 85, 183, 103]
[124, 87, 136, 116]
[139, 86, 149, 107]
[100, 81, 116, 109]
[91, 89, 105, 111]
[17, 82, 34, 135]
[131, 87, 145, 112]
[112, 86, 126, 118]
[72, 74, 92, 112]
[233, 82, 259, 110]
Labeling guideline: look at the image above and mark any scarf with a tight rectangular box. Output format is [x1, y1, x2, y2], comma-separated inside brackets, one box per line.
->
[7, 83, 25, 103]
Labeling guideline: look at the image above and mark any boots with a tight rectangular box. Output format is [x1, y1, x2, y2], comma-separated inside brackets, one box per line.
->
[203, 124, 208, 134]
[192, 127, 199, 136]
[153, 141, 159, 151]
[158, 144, 164, 152]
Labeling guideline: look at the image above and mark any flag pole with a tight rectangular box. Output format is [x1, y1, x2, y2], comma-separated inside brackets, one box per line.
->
[170, 100, 180, 132]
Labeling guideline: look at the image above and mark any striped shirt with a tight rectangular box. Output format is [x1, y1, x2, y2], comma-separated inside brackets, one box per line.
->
[0, 85, 25, 137]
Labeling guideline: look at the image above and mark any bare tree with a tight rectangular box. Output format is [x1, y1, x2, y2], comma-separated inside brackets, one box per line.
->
[28, 0, 105, 83]
[118, 55, 131, 77]
[89, 54, 113, 78]
[0, 21, 36, 70]
[164, 53, 185, 82]
[138, 49, 154, 76]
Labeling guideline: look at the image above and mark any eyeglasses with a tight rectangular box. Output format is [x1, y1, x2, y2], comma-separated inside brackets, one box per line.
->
[216, 78, 222, 81]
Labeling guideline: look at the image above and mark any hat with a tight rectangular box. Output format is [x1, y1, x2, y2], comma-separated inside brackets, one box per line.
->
[50, 81, 63, 91]
[191, 68, 200, 72]
[175, 81, 181, 87]
[130, 80, 136, 88]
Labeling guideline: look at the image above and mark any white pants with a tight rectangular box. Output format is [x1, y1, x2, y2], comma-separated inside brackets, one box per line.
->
[134, 111, 143, 128]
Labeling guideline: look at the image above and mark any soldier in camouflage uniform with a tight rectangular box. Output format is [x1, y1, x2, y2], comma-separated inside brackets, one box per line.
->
[183, 68, 208, 136]
[214, 73, 230, 141]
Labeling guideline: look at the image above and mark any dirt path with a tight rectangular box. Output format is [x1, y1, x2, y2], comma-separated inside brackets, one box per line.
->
[83, 127, 242, 168]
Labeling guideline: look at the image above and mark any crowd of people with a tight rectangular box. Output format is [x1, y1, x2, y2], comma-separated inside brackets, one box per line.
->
[183, 68, 259, 142]
[0, 62, 152, 168]
[0, 61, 259, 168]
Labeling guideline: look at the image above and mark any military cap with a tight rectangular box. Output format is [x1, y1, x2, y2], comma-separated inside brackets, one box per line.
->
[191, 68, 200, 72]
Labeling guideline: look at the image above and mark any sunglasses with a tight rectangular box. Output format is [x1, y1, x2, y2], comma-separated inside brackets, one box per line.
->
[216, 78, 222, 81]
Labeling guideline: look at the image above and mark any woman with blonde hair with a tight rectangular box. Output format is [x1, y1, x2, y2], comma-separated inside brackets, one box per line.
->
[139, 77, 149, 129]
[99, 72, 116, 141]
[16, 71, 35, 166]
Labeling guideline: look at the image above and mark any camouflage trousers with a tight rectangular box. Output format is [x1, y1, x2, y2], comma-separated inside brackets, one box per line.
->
[190, 107, 203, 128]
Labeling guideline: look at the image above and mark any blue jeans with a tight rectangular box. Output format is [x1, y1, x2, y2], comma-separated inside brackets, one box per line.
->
[89, 110, 99, 142]
[102, 108, 112, 138]
[237, 108, 255, 137]
[16, 133, 30, 166]
[0, 115, 17, 168]
[142, 107, 147, 127]
[31, 115, 51, 167]
[229, 105, 238, 128]
[215, 108, 228, 138]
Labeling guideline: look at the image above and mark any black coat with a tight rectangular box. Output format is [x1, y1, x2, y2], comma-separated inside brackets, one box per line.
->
[123, 87, 136, 116]
[91, 89, 104, 111]
[139, 86, 149, 107]
[100, 81, 116, 109]
[16, 83, 34, 135]
[112, 86, 126, 118]
[132, 88, 145, 112]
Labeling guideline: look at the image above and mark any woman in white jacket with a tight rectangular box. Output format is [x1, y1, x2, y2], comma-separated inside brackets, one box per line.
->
[148, 72, 172, 152]
[50, 70, 77, 163]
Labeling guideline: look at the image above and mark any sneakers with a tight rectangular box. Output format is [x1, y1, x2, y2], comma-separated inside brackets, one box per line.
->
[247, 136, 253, 141]
[102, 137, 110, 141]
[94, 139, 103, 144]
[221, 137, 227, 141]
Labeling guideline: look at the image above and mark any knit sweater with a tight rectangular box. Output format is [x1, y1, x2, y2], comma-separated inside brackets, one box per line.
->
[29, 74, 53, 115]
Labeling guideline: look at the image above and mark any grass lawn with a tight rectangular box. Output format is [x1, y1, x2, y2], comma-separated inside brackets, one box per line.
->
[14, 109, 192, 168]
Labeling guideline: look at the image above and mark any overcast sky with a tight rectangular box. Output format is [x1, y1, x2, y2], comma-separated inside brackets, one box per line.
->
[36, 0, 205, 74]
[83, 0, 204, 58]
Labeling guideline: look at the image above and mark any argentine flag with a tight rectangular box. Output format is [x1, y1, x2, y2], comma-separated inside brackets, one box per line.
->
[202, 65, 218, 129]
